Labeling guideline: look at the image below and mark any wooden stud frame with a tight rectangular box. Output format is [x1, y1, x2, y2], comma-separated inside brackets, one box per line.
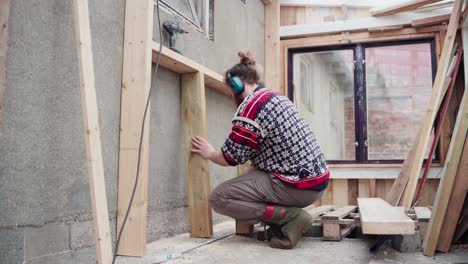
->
[117, 0, 154, 256]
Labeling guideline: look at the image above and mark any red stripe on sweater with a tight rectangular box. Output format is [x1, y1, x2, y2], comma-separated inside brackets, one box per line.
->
[240, 90, 278, 120]
[272, 170, 330, 189]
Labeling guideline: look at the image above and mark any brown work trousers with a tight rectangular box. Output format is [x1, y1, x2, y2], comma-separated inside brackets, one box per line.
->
[210, 169, 324, 225]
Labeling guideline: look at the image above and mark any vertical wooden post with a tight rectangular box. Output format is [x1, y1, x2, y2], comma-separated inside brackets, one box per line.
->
[117, 0, 153, 256]
[182, 71, 213, 238]
[264, 0, 280, 90]
[72, 0, 112, 263]
[0, 0, 10, 132]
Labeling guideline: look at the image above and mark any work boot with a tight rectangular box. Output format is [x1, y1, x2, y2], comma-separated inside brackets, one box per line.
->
[262, 204, 313, 249]
[256, 224, 283, 241]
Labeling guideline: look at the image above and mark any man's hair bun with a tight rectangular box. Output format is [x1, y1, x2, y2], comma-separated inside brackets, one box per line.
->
[238, 50, 256, 66]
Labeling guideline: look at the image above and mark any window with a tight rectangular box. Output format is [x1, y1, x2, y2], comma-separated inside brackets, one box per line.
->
[159, 0, 214, 39]
[289, 40, 436, 163]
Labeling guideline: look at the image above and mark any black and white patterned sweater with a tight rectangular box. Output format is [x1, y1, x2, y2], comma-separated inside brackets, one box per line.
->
[221, 85, 330, 190]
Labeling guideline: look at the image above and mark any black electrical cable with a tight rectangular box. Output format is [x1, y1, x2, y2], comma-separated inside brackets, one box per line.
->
[112, 1, 163, 263]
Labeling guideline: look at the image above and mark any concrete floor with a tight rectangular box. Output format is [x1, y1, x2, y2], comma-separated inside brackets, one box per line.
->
[115, 221, 468, 264]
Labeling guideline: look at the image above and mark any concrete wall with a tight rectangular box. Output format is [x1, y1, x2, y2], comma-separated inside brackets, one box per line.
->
[0, 0, 264, 263]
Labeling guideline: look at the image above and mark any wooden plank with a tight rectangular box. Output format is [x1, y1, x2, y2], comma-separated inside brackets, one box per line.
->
[280, 6, 297, 26]
[323, 223, 341, 241]
[304, 205, 335, 218]
[358, 198, 416, 235]
[280, 8, 451, 38]
[369, 179, 377, 197]
[400, 0, 464, 208]
[412, 13, 451, 27]
[322, 206, 357, 220]
[358, 179, 370, 197]
[436, 125, 468, 252]
[117, 0, 153, 256]
[348, 179, 359, 205]
[235, 222, 254, 235]
[0, 0, 10, 133]
[368, 25, 404, 33]
[151, 42, 230, 95]
[332, 179, 349, 207]
[280, 0, 376, 8]
[414, 207, 432, 222]
[265, 0, 280, 90]
[72, 0, 112, 262]
[315, 218, 356, 225]
[423, 86, 468, 256]
[182, 71, 213, 238]
[282, 29, 436, 49]
[441, 60, 465, 164]
[341, 224, 358, 238]
[370, 0, 442, 17]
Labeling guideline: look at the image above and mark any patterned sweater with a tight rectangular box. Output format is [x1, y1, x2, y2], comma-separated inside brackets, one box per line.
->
[221, 85, 330, 190]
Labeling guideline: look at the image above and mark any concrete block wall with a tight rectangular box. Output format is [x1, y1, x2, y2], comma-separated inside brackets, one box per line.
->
[0, 0, 265, 263]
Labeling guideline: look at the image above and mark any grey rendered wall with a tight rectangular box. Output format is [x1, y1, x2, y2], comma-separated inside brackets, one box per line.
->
[0, 0, 264, 263]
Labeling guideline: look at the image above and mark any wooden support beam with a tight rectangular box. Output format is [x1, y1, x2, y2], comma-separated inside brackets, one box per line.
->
[399, 0, 464, 208]
[151, 42, 229, 95]
[265, 0, 280, 90]
[412, 13, 451, 27]
[423, 63, 468, 257]
[117, 0, 153, 256]
[182, 71, 213, 238]
[72, 0, 112, 263]
[358, 198, 415, 235]
[280, 8, 452, 38]
[370, 0, 443, 17]
[0, 0, 10, 133]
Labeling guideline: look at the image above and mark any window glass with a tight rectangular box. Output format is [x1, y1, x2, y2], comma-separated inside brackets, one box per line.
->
[365, 44, 433, 160]
[161, 0, 198, 25]
[293, 50, 355, 160]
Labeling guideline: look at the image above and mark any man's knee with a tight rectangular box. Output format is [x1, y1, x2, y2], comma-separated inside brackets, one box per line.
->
[209, 185, 227, 213]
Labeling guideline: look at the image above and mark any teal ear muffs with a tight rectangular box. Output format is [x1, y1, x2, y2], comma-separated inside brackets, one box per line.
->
[227, 72, 245, 95]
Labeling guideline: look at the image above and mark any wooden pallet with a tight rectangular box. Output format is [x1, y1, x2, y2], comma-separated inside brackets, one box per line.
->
[305, 205, 359, 241]
[305, 204, 431, 241]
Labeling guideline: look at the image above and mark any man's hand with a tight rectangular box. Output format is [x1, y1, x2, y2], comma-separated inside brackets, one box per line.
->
[191, 136, 229, 166]
[191, 136, 215, 159]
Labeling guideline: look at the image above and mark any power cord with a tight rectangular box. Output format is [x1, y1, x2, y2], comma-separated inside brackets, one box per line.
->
[112, 1, 163, 263]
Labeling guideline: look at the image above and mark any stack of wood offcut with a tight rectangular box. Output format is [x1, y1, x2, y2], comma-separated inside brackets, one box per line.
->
[369, 0, 468, 257]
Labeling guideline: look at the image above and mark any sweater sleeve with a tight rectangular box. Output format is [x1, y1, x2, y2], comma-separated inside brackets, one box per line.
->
[221, 118, 263, 166]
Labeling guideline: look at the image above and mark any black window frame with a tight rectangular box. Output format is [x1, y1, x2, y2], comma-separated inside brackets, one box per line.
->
[287, 38, 438, 164]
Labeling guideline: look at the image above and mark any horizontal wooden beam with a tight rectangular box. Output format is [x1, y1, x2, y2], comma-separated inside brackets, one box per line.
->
[412, 13, 451, 27]
[280, 8, 451, 38]
[370, 0, 443, 17]
[151, 42, 230, 95]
